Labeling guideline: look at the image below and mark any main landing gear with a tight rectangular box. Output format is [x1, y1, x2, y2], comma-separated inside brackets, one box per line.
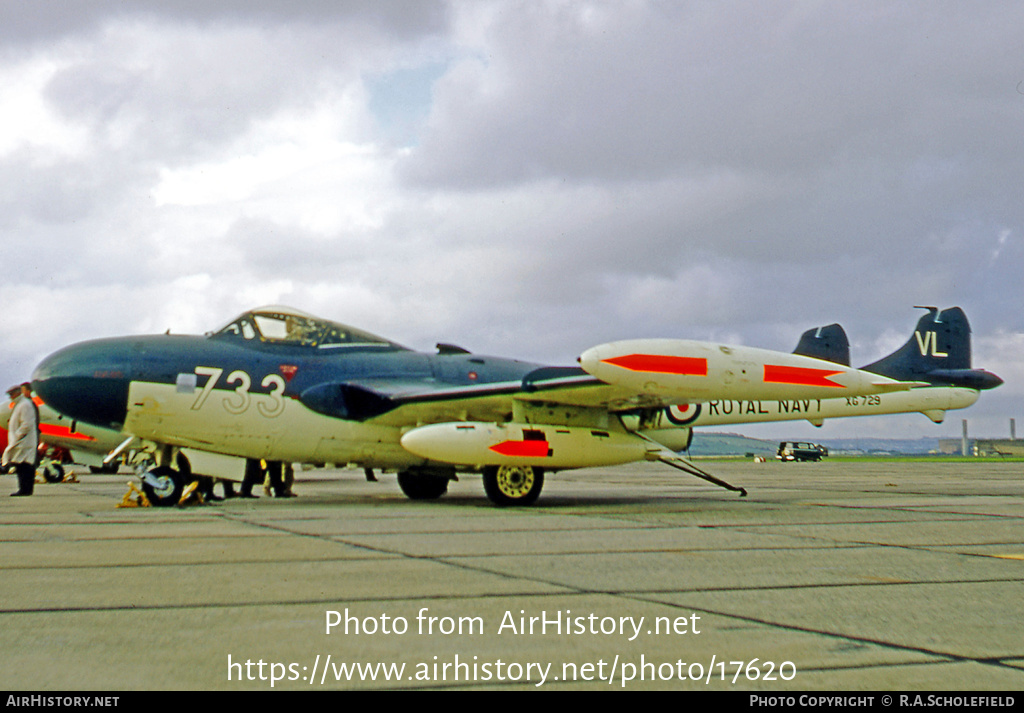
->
[39, 460, 66, 484]
[397, 467, 453, 500]
[36, 446, 73, 483]
[395, 465, 546, 506]
[482, 465, 544, 506]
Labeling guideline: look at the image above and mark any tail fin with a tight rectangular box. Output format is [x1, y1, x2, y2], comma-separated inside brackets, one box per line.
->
[861, 306, 1002, 390]
[793, 323, 850, 366]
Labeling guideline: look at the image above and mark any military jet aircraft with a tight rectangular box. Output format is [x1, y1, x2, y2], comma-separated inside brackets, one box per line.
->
[29, 306, 993, 507]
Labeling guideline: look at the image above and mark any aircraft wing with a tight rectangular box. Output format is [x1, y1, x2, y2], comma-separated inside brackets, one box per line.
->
[298, 368, 633, 427]
[301, 339, 919, 427]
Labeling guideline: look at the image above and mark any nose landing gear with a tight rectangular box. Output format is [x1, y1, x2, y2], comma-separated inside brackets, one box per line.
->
[139, 465, 185, 506]
[135, 449, 194, 507]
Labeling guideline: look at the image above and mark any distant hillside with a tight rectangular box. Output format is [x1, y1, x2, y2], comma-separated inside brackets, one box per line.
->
[801, 437, 941, 455]
[688, 432, 776, 456]
[687, 433, 943, 456]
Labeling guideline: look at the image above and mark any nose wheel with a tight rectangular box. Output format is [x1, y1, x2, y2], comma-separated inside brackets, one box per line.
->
[139, 466, 185, 507]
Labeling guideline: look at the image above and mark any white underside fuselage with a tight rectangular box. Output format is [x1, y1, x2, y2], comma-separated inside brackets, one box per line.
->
[121, 377, 979, 481]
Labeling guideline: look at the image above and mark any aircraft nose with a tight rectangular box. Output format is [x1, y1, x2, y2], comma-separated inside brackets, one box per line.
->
[31, 338, 132, 428]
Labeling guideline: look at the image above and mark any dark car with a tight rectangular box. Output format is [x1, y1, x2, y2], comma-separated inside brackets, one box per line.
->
[776, 441, 828, 462]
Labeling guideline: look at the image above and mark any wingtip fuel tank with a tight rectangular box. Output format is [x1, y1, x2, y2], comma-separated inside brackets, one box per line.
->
[578, 339, 913, 403]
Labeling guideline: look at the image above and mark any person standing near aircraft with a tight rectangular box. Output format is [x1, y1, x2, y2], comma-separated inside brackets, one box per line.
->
[3, 383, 40, 496]
[239, 458, 263, 498]
[262, 461, 295, 498]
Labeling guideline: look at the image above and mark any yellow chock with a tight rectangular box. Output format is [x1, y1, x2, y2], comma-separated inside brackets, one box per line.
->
[41, 472, 80, 484]
[117, 480, 151, 508]
[177, 481, 204, 507]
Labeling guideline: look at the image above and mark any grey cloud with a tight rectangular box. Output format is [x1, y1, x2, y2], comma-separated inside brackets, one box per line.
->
[404, 3, 1024, 186]
[0, 1, 449, 46]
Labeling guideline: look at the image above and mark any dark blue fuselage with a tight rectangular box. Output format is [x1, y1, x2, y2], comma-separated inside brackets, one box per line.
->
[31, 331, 542, 431]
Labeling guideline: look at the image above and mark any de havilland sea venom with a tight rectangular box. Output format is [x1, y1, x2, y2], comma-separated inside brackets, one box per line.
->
[29, 306, 1000, 506]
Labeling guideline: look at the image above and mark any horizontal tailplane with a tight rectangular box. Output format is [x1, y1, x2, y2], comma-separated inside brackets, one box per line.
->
[862, 307, 1002, 390]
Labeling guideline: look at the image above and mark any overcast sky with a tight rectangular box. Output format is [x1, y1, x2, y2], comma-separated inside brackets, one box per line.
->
[1, 1, 1020, 440]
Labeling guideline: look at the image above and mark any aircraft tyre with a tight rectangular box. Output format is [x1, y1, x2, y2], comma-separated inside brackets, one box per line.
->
[141, 466, 185, 507]
[397, 470, 450, 500]
[483, 465, 543, 506]
[40, 462, 65, 483]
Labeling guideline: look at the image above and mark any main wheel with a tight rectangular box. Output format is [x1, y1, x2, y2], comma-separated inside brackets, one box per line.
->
[140, 466, 185, 507]
[40, 461, 65, 483]
[483, 465, 544, 506]
[397, 470, 450, 500]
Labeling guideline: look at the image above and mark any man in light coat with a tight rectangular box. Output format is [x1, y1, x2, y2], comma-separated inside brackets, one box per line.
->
[2, 383, 39, 496]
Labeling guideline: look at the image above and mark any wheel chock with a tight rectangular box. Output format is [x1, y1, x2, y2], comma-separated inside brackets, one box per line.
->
[35, 472, 80, 484]
[177, 481, 204, 507]
[34, 469, 79, 484]
[117, 481, 151, 508]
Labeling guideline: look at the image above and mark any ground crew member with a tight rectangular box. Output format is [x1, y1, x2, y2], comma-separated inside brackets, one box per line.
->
[3, 383, 40, 496]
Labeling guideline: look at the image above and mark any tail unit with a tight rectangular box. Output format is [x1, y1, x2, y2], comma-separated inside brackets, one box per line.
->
[793, 323, 850, 366]
[861, 306, 1002, 390]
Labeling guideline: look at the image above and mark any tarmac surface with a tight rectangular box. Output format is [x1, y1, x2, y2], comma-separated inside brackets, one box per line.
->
[0, 459, 1022, 691]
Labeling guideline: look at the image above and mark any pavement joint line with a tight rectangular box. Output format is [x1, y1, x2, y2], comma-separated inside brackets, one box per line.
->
[630, 597, 1024, 673]
[701, 515, 1014, 528]
[12, 543, 1015, 571]
[0, 555, 403, 571]
[712, 533, 1024, 553]
[755, 658, 993, 677]
[0, 589, 625, 616]
[428, 566, 1024, 596]
[201, 510, 677, 536]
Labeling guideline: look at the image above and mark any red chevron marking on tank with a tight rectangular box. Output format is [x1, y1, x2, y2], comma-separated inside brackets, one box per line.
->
[488, 440, 552, 458]
[763, 364, 844, 388]
[600, 354, 708, 376]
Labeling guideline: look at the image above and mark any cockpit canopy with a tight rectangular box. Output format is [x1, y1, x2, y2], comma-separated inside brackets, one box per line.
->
[211, 306, 403, 350]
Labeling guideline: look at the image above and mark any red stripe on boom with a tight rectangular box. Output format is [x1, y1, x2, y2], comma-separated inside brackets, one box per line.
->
[602, 354, 708, 376]
[40, 425, 97, 442]
[489, 440, 551, 458]
[763, 364, 844, 388]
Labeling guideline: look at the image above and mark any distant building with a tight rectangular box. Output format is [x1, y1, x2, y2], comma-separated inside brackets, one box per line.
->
[938, 438, 1024, 456]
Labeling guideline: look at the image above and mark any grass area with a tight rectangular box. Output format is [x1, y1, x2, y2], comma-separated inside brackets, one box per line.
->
[825, 454, 1024, 463]
[692, 454, 1024, 463]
